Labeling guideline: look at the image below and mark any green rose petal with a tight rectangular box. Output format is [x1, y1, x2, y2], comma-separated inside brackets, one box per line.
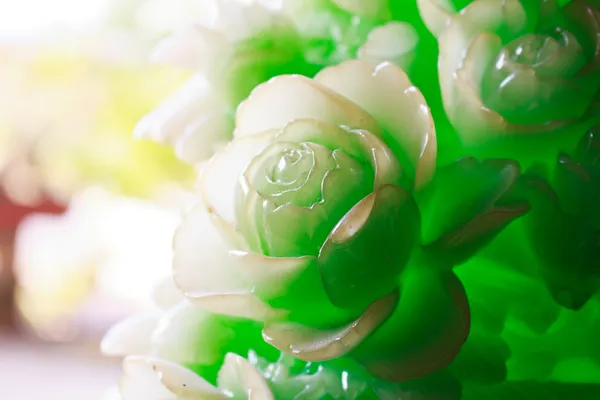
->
[438, 0, 600, 149]
[235, 252, 361, 328]
[318, 184, 420, 309]
[352, 268, 470, 382]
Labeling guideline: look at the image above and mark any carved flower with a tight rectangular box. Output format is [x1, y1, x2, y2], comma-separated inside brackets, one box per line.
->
[435, 0, 600, 146]
[103, 353, 273, 400]
[101, 278, 275, 399]
[280, 0, 420, 70]
[171, 59, 477, 382]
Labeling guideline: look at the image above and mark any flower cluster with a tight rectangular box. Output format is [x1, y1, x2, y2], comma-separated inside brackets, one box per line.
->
[105, 0, 600, 398]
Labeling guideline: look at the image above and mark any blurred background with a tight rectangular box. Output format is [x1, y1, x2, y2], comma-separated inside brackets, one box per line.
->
[0, 1, 204, 398]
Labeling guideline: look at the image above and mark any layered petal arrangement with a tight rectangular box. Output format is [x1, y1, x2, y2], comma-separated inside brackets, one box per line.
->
[436, 0, 600, 147]
[173, 61, 472, 383]
[105, 0, 600, 398]
[102, 278, 276, 400]
[134, 0, 433, 165]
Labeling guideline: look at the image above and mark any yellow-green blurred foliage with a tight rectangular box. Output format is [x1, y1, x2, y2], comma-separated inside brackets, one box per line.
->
[0, 42, 194, 203]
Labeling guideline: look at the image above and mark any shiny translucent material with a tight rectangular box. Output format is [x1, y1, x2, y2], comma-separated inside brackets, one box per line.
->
[104, 0, 600, 399]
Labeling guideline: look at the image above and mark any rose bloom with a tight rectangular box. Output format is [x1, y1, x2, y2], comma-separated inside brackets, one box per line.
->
[173, 59, 471, 382]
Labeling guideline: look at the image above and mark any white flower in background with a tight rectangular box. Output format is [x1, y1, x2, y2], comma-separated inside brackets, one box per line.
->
[358, 22, 419, 71]
[276, 3, 417, 73]
[417, 0, 461, 38]
[135, 0, 305, 165]
[135, 0, 427, 166]
[134, 74, 233, 164]
[279, 0, 421, 74]
[114, 354, 273, 400]
[102, 277, 274, 400]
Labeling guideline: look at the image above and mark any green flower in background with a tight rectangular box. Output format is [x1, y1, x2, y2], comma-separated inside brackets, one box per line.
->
[440, 126, 600, 388]
[436, 0, 600, 156]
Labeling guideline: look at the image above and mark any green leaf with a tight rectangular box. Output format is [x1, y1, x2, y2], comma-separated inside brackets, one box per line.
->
[554, 126, 600, 229]
[448, 333, 511, 385]
[518, 129, 600, 310]
[418, 157, 529, 267]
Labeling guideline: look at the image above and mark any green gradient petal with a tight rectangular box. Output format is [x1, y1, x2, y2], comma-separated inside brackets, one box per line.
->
[353, 266, 470, 382]
[318, 185, 420, 309]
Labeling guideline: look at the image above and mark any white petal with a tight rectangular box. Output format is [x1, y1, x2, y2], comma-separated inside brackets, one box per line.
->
[152, 276, 186, 310]
[150, 301, 234, 366]
[173, 202, 284, 321]
[215, 0, 280, 41]
[331, 0, 390, 18]
[316, 60, 436, 189]
[173, 201, 248, 295]
[120, 356, 226, 400]
[174, 112, 234, 164]
[151, 24, 232, 75]
[262, 291, 397, 361]
[232, 251, 316, 299]
[235, 75, 382, 138]
[101, 312, 160, 357]
[437, 0, 526, 111]
[133, 75, 231, 164]
[358, 22, 419, 71]
[218, 353, 274, 400]
[442, 32, 510, 140]
[417, 0, 455, 37]
[200, 130, 276, 224]
[185, 293, 287, 322]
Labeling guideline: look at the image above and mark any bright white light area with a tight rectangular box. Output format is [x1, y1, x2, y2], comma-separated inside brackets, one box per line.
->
[0, 0, 111, 39]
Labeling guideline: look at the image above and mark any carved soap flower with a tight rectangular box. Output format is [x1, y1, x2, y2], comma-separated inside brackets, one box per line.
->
[436, 0, 600, 145]
[173, 59, 472, 382]
[135, 0, 310, 164]
[101, 278, 275, 399]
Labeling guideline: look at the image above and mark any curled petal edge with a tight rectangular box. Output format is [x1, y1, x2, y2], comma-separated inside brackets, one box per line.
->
[262, 291, 398, 361]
